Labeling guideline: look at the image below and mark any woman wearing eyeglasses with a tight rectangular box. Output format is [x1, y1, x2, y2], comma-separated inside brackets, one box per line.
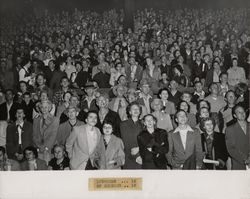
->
[93, 120, 125, 169]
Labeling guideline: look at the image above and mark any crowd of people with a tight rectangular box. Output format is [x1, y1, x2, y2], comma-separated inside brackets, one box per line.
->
[0, 7, 249, 171]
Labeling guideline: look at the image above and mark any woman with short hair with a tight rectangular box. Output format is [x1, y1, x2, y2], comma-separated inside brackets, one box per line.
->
[137, 114, 169, 169]
[93, 121, 125, 169]
[48, 144, 70, 170]
[20, 146, 48, 171]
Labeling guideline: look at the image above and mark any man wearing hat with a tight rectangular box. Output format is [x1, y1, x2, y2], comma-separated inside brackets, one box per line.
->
[81, 82, 98, 113]
[137, 79, 153, 114]
[125, 56, 143, 89]
[56, 105, 85, 146]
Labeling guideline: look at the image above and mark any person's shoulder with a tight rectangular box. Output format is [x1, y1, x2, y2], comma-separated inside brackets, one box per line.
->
[156, 128, 167, 134]
[33, 116, 41, 123]
[48, 157, 57, 166]
[112, 134, 123, 142]
[138, 129, 147, 137]
[37, 158, 48, 166]
[191, 127, 200, 135]
[108, 109, 119, 116]
[0, 102, 6, 107]
[214, 132, 225, 139]
[225, 122, 238, 134]
[74, 124, 86, 131]
[24, 121, 32, 126]
[77, 121, 85, 126]
[120, 119, 129, 127]
[52, 116, 60, 123]
[7, 122, 16, 129]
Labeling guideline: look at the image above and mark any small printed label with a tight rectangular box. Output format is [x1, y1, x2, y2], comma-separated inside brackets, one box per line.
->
[88, 177, 142, 191]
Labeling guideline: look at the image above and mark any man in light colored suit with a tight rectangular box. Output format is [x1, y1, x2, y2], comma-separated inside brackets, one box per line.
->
[66, 111, 101, 170]
[166, 110, 203, 170]
[225, 105, 250, 170]
[33, 100, 59, 164]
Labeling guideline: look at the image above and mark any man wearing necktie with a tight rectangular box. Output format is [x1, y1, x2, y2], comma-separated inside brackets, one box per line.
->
[6, 105, 33, 162]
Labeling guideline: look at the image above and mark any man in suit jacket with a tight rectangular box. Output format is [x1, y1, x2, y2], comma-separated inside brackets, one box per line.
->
[80, 82, 98, 113]
[125, 56, 143, 88]
[33, 100, 59, 163]
[166, 110, 203, 169]
[225, 105, 250, 170]
[0, 89, 19, 123]
[136, 79, 153, 114]
[96, 94, 121, 138]
[66, 111, 101, 170]
[6, 106, 33, 161]
[191, 81, 207, 104]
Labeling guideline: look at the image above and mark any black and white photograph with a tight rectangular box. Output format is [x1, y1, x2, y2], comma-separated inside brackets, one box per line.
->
[0, 0, 250, 198]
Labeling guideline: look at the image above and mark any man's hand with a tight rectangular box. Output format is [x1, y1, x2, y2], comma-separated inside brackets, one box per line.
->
[216, 159, 225, 168]
[135, 156, 142, 165]
[131, 147, 139, 155]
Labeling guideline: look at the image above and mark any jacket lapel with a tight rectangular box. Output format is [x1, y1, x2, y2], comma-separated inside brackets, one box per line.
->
[236, 122, 247, 139]
[105, 135, 115, 158]
[175, 132, 185, 153]
[82, 125, 89, 155]
[13, 125, 19, 145]
[185, 131, 193, 155]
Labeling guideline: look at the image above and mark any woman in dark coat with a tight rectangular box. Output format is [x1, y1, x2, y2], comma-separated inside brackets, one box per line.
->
[120, 102, 143, 169]
[137, 114, 169, 169]
[200, 117, 228, 170]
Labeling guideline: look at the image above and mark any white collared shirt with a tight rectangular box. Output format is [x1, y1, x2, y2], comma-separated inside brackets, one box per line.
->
[16, 121, 24, 145]
[194, 90, 205, 97]
[6, 102, 13, 121]
[173, 125, 193, 150]
[142, 95, 152, 114]
[86, 96, 95, 109]
[86, 127, 98, 155]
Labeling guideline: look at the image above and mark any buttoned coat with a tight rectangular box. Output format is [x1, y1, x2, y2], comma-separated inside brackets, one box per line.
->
[6, 121, 33, 159]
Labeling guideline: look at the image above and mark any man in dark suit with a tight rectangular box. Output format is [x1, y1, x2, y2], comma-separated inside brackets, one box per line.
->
[225, 105, 250, 170]
[95, 93, 121, 138]
[168, 78, 182, 107]
[0, 89, 19, 123]
[93, 63, 111, 88]
[200, 117, 228, 170]
[71, 61, 91, 89]
[125, 56, 143, 88]
[80, 82, 98, 113]
[191, 52, 209, 83]
[191, 81, 207, 104]
[6, 105, 33, 161]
